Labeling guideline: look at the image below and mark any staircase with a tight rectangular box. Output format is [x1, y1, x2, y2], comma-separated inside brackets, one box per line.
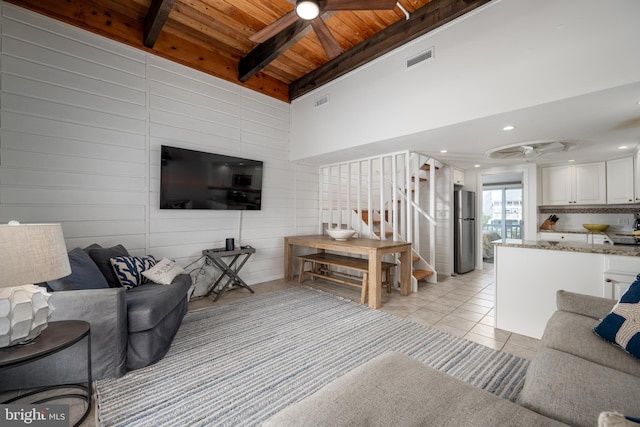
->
[319, 151, 440, 292]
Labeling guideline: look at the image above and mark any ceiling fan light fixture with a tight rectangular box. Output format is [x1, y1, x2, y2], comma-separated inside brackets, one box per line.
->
[296, 0, 320, 20]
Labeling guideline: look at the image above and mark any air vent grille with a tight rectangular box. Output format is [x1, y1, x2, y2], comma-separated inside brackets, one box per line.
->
[315, 95, 329, 108]
[406, 48, 434, 69]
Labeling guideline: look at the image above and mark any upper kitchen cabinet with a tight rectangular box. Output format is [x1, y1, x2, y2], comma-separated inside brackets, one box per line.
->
[607, 157, 635, 204]
[541, 162, 606, 205]
[453, 168, 465, 186]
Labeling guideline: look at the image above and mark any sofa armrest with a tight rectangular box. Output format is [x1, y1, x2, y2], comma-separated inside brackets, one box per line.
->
[0, 287, 128, 392]
[49, 287, 128, 380]
[556, 290, 616, 319]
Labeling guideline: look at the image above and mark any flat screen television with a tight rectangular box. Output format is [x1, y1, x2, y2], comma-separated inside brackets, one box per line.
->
[160, 145, 263, 210]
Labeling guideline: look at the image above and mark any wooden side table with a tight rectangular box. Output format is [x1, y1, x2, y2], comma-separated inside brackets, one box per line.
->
[0, 320, 92, 427]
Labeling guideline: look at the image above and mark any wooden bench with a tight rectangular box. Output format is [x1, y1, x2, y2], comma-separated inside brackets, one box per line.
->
[297, 253, 395, 304]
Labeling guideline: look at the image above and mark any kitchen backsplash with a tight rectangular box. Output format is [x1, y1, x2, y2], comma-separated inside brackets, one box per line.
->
[538, 205, 640, 232]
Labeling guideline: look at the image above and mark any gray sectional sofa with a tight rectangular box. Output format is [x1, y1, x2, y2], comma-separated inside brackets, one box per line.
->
[0, 244, 191, 390]
[264, 290, 640, 426]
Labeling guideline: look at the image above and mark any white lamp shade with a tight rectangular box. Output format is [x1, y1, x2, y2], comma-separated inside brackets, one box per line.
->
[296, 0, 320, 20]
[0, 223, 71, 287]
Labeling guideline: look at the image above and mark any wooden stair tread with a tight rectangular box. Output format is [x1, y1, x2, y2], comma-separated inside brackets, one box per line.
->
[421, 164, 440, 171]
[412, 256, 420, 262]
[374, 231, 394, 237]
[412, 269, 434, 281]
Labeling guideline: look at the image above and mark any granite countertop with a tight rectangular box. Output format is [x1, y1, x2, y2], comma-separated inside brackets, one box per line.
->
[492, 238, 640, 257]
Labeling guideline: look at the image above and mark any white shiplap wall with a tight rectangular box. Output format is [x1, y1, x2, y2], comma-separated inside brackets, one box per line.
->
[0, 3, 312, 285]
[146, 58, 295, 284]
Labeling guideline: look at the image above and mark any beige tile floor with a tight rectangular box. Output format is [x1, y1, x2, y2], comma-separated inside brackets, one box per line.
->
[190, 261, 541, 360]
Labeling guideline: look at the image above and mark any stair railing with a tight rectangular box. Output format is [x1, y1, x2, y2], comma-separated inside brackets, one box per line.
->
[318, 150, 439, 289]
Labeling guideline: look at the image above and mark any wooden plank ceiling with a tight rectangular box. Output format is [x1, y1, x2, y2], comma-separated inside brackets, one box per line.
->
[7, 0, 490, 102]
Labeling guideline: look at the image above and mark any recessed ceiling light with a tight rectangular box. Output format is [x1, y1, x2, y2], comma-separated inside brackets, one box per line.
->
[618, 145, 629, 149]
[440, 149, 448, 153]
[568, 159, 575, 163]
[474, 164, 480, 168]
[502, 125, 516, 131]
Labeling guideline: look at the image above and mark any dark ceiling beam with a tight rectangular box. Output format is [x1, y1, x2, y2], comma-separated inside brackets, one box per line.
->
[289, 0, 492, 100]
[239, 12, 336, 83]
[144, 0, 177, 48]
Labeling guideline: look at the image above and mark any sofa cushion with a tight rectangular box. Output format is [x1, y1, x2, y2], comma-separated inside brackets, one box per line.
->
[89, 244, 130, 288]
[594, 275, 640, 359]
[517, 348, 640, 427]
[542, 310, 640, 377]
[125, 273, 191, 333]
[110, 255, 157, 289]
[46, 247, 109, 291]
[263, 351, 567, 427]
[142, 257, 185, 285]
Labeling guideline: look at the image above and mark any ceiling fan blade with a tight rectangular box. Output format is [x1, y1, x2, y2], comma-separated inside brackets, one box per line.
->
[323, 0, 397, 10]
[249, 10, 299, 43]
[311, 17, 342, 58]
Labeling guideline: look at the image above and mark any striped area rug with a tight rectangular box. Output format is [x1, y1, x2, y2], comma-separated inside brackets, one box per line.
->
[95, 287, 529, 426]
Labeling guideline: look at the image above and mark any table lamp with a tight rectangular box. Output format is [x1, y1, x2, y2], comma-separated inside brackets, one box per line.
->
[0, 221, 71, 348]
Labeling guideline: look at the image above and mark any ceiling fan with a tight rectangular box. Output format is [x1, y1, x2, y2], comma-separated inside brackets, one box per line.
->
[486, 141, 573, 161]
[249, 0, 398, 59]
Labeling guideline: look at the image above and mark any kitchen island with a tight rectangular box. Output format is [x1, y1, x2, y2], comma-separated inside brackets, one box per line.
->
[493, 239, 640, 339]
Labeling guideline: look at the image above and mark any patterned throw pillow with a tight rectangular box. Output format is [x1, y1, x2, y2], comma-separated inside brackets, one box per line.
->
[598, 411, 640, 426]
[141, 257, 185, 285]
[109, 256, 158, 289]
[593, 274, 640, 359]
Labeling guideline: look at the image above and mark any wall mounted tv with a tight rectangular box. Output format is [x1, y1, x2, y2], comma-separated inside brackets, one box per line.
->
[160, 145, 263, 210]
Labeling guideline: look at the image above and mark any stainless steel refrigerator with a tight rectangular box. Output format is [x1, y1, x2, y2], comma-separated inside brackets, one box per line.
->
[454, 190, 476, 274]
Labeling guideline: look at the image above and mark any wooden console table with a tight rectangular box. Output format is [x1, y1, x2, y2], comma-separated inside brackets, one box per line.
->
[284, 235, 412, 309]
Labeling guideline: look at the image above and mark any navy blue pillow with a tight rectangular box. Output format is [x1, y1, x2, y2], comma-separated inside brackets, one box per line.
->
[47, 248, 110, 291]
[88, 244, 130, 288]
[594, 274, 640, 359]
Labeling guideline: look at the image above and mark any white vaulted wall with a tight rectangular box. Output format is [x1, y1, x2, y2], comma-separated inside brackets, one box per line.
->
[0, 3, 316, 285]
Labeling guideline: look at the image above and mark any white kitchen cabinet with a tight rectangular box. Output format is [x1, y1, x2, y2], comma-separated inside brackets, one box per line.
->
[538, 232, 587, 243]
[607, 157, 635, 204]
[538, 232, 611, 244]
[591, 234, 612, 245]
[603, 255, 640, 299]
[453, 169, 465, 186]
[541, 162, 606, 205]
[541, 165, 572, 205]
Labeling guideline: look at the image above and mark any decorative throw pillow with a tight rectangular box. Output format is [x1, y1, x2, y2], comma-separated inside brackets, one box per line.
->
[89, 244, 130, 287]
[593, 274, 640, 359]
[142, 257, 185, 285]
[110, 255, 158, 289]
[598, 411, 640, 426]
[46, 247, 110, 291]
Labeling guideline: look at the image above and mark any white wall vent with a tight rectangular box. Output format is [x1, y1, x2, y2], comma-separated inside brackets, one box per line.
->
[315, 95, 330, 108]
[406, 47, 434, 69]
